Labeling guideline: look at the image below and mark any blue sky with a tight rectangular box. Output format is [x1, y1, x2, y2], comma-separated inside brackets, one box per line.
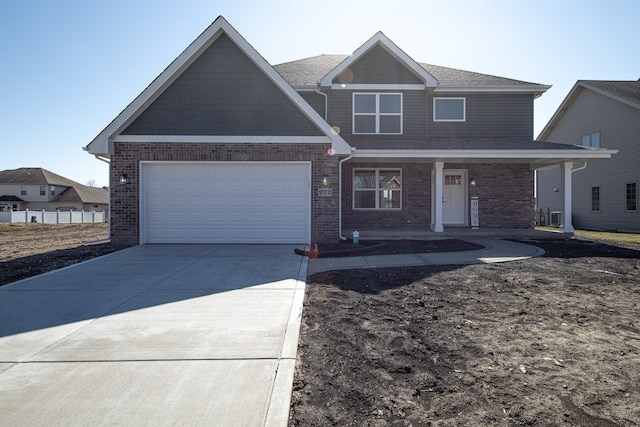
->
[1, 0, 638, 187]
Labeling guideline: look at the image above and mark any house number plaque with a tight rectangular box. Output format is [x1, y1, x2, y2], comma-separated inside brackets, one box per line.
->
[317, 188, 333, 197]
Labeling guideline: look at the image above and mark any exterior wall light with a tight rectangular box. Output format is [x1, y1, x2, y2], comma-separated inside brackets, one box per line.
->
[470, 178, 477, 187]
[322, 175, 329, 187]
[119, 174, 128, 185]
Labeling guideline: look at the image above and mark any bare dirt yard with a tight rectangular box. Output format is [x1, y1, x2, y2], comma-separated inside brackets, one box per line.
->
[2, 224, 640, 425]
[0, 223, 118, 286]
[290, 238, 640, 426]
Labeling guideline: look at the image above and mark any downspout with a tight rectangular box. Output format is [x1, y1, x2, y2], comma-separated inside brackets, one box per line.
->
[339, 148, 356, 240]
[83, 152, 111, 244]
[315, 83, 328, 120]
[572, 162, 587, 173]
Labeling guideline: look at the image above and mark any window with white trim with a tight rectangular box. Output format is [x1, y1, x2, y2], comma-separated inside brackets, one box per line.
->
[581, 131, 600, 148]
[353, 93, 402, 134]
[434, 97, 466, 121]
[591, 186, 600, 212]
[40, 185, 46, 196]
[353, 169, 402, 209]
[626, 182, 637, 212]
[20, 185, 27, 196]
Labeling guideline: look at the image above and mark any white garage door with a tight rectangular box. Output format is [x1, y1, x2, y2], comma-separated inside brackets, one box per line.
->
[141, 162, 311, 244]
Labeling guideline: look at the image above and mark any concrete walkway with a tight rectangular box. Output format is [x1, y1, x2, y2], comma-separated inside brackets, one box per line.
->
[0, 239, 543, 426]
[308, 238, 545, 275]
[0, 244, 307, 427]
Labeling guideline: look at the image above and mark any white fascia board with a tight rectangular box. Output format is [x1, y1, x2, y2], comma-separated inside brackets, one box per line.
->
[330, 84, 425, 90]
[434, 85, 551, 95]
[113, 135, 332, 143]
[352, 148, 617, 160]
[86, 16, 351, 156]
[319, 32, 438, 88]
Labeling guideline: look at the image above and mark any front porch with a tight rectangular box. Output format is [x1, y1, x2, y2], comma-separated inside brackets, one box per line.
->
[342, 227, 570, 241]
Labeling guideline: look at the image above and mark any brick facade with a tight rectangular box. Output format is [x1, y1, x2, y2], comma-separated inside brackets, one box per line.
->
[110, 141, 341, 246]
[341, 162, 534, 232]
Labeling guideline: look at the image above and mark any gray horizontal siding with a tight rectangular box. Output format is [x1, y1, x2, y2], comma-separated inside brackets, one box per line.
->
[332, 44, 423, 85]
[328, 90, 427, 140]
[123, 34, 323, 137]
[538, 88, 640, 230]
[299, 92, 326, 118]
[429, 94, 534, 139]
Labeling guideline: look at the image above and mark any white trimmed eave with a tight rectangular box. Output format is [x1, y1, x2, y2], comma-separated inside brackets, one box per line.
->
[113, 135, 333, 143]
[351, 148, 618, 168]
[86, 16, 351, 156]
[319, 32, 438, 89]
[434, 84, 551, 97]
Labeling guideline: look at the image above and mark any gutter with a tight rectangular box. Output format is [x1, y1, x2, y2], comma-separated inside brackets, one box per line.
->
[339, 148, 356, 240]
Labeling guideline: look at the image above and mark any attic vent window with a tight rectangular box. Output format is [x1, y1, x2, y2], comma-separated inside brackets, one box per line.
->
[353, 93, 402, 134]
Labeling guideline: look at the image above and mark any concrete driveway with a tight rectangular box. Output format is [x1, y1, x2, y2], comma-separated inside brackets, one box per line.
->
[0, 244, 307, 426]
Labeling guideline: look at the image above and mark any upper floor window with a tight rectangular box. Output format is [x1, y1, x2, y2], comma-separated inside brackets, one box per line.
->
[627, 182, 637, 212]
[20, 185, 27, 196]
[50, 186, 56, 196]
[581, 131, 600, 148]
[40, 185, 46, 196]
[434, 97, 466, 122]
[353, 93, 402, 134]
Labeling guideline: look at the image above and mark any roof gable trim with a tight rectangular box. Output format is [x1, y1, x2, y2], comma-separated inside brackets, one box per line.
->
[86, 16, 350, 156]
[319, 32, 438, 89]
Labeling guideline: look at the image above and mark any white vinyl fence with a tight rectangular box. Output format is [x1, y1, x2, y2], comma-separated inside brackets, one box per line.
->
[0, 210, 106, 224]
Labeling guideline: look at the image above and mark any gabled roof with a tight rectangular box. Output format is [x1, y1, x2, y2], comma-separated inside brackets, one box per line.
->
[53, 186, 109, 205]
[318, 32, 438, 88]
[0, 168, 79, 187]
[86, 16, 350, 156]
[538, 79, 640, 140]
[275, 55, 549, 95]
[0, 167, 109, 205]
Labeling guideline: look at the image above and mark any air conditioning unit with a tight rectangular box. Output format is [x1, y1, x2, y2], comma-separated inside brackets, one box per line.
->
[550, 211, 562, 227]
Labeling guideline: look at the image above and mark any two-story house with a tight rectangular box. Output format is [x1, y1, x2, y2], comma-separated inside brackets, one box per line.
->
[85, 16, 615, 246]
[537, 80, 639, 232]
[0, 168, 109, 213]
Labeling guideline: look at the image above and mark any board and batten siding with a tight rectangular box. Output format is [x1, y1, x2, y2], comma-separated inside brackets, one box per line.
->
[538, 87, 640, 230]
[123, 34, 323, 137]
[429, 93, 534, 139]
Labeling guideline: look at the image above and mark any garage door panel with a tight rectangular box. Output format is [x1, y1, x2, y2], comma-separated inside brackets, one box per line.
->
[143, 162, 310, 244]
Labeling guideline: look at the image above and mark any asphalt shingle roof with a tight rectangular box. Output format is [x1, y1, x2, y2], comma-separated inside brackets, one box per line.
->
[581, 80, 640, 106]
[0, 168, 108, 205]
[273, 55, 543, 88]
[348, 137, 584, 151]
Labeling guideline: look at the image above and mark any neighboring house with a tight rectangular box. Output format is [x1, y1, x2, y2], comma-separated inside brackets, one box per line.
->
[537, 80, 639, 232]
[0, 168, 109, 213]
[85, 16, 615, 246]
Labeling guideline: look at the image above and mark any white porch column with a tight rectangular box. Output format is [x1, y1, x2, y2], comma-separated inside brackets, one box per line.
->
[433, 161, 444, 232]
[560, 161, 574, 233]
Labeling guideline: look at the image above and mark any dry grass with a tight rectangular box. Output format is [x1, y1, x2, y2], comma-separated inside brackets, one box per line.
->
[536, 226, 640, 245]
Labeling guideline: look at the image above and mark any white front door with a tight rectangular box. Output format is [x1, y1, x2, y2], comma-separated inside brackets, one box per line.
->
[442, 170, 467, 225]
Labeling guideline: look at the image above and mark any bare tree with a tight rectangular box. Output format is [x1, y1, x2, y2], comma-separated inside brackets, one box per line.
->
[85, 179, 96, 187]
